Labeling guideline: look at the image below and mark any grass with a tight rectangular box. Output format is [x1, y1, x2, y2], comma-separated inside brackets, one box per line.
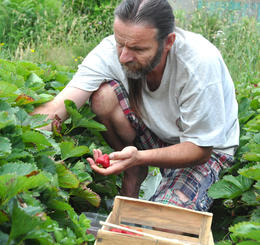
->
[175, 8, 260, 86]
[0, 0, 116, 69]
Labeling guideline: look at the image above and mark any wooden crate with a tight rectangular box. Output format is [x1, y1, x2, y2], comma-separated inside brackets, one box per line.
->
[95, 196, 214, 245]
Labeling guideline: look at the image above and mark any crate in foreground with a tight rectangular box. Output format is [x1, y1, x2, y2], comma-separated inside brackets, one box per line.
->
[95, 196, 214, 245]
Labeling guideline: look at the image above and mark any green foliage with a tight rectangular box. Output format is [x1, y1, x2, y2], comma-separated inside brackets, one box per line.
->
[0, 0, 117, 67]
[0, 58, 118, 244]
[208, 79, 260, 243]
[0, 0, 63, 51]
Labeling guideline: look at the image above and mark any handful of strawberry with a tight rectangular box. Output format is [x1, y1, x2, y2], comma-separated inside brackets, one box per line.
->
[96, 154, 110, 168]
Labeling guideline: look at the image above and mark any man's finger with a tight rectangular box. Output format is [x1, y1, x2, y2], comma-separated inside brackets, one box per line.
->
[109, 151, 130, 160]
[93, 149, 102, 160]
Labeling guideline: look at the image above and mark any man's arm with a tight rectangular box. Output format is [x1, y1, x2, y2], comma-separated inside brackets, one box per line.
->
[32, 86, 92, 130]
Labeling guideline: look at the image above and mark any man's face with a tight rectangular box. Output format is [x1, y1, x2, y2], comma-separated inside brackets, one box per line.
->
[114, 18, 164, 79]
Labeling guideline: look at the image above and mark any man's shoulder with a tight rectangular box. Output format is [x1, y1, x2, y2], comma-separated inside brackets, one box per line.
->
[98, 35, 116, 48]
[172, 27, 222, 68]
[85, 34, 117, 61]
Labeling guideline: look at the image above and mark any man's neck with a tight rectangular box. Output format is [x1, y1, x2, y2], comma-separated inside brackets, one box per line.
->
[146, 51, 168, 91]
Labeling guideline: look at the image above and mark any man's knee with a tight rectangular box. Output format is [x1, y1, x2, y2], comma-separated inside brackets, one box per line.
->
[90, 82, 118, 117]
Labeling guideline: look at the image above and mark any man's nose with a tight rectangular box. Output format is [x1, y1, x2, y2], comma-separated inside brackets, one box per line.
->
[119, 47, 134, 64]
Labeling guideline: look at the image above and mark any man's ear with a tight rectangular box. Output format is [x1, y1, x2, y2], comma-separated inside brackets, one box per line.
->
[165, 32, 176, 51]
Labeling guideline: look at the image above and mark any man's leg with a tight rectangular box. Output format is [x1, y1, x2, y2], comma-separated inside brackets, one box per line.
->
[90, 82, 148, 197]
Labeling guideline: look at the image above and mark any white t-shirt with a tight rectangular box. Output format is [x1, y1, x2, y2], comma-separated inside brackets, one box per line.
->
[68, 27, 239, 155]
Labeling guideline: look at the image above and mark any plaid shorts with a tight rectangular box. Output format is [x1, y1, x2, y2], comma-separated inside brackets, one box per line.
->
[109, 80, 234, 211]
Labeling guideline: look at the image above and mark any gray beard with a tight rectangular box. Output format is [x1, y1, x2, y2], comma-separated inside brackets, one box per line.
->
[121, 42, 164, 80]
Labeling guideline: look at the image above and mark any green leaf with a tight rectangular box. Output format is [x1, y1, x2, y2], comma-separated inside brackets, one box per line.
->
[22, 130, 52, 147]
[245, 114, 260, 132]
[0, 81, 18, 101]
[239, 164, 260, 181]
[0, 210, 9, 224]
[243, 152, 260, 162]
[19, 229, 54, 245]
[241, 190, 259, 206]
[16, 109, 50, 129]
[254, 133, 260, 144]
[64, 99, 106, 132]
[0, 137, 11, 159]
[251, 207, 260, 222]
[229, 221, 260, 241]
[70, 185, 101, 207]
[223, 175, 253, 190]
[254, 181, 260, 190]
[35, 93, 54, 104]
[236, 242, 260, 245]
[238, 97, 255, 125]
[208, 175, 254, 199]
[71, 161, 93, 183]
[56, 162, 79, 188]
[215, 241, 232, 245]
[0, 111, 16, 129]
[0, 172, 49, 205]
[0, 163, 37, 176]
[9, 199, 52, 244]
[59, 141, 89, 160]
[25, 72, 45, 92]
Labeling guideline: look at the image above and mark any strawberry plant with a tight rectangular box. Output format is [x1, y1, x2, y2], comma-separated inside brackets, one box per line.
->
[0, 59, 120, 244]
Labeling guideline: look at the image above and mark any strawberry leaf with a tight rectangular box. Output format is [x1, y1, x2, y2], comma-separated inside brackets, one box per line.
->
[59, 141, 89, 160]
[56, 162, 80, 188]
[64, 99, 106, 132]
[208, 175, 254, 199]
[0, 137, 11, 159]
[239, 164, 260, 181]
[70, 185, 101, 207]
[0, 172, 49, 205]
[9, 200, 54, 244]
[229, 221, 260, 241]
[22, 130, 52, 147]
[0, 111, 16, 129]
[0, 162, 37, 176]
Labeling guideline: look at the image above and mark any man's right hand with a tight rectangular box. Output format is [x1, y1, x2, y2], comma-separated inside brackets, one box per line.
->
[32, 86, 92, 130]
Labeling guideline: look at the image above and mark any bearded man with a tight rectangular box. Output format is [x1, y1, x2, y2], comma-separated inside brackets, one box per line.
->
[34, 0, 239, 211]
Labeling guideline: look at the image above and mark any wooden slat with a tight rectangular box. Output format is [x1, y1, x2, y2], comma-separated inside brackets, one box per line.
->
[199, 215, 213, 245]
[95, 230, 200, 245]
[112, 196, 212, 236]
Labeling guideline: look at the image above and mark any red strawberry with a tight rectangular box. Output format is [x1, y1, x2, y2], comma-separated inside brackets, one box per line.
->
[109, 228, 123, 233]
[96, 154, 110, 168]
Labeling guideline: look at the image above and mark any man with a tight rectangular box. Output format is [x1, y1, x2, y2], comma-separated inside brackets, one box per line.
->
[34, 0, 239, 211]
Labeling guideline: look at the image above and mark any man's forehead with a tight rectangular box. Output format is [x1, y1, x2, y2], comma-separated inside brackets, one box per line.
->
[113, 18, 158, 44]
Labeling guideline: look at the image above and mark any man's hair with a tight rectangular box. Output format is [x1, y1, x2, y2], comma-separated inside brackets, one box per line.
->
[114, 0, 175, 118]
[114, 0, 175, 42]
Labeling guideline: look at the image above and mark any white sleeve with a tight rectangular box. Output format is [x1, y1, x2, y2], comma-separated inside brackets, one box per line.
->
[67, 36, 125, 92]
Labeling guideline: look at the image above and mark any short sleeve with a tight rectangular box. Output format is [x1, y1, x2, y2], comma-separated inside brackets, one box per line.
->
[67, 35, 126, 92]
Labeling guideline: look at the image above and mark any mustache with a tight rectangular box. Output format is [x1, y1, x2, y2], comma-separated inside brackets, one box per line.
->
[121, 61, 142, 70]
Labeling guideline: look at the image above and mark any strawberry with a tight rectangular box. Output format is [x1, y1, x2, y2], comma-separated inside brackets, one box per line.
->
[109, 226, 143, 236]
[96, 154, 110, 168]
